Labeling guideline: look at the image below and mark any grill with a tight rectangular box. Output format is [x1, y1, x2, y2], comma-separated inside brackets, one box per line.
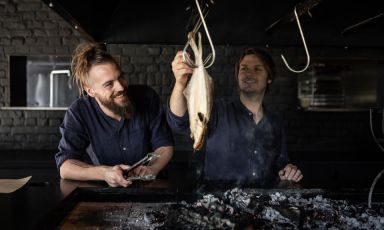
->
[39, 186, 384, 229]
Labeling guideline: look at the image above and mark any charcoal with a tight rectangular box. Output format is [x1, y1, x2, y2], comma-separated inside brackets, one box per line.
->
[144, 210, 166, 224]
[65, 188, 384, 229]
[159, 188, 384, 229]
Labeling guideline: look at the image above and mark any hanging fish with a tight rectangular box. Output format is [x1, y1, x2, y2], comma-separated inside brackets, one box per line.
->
[183, 31, 214, 150]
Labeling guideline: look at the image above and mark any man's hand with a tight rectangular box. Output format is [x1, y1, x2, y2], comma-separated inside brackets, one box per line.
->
[132, 165, 158, 177]
[104, 164, 132, 187]
[170, 52, 192, 117]
[278, 164, 303, 182]
[172, 51, 194, 88]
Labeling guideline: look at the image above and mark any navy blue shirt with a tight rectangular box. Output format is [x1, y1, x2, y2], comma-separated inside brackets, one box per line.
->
[167, 97, 288, 184]
[55, 85, 174, 168]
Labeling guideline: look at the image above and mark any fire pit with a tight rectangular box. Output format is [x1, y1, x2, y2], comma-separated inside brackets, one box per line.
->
[162, 188, 384, 229]
[41, 186, 384, 229]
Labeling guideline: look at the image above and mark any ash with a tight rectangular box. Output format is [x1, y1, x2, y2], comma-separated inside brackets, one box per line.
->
[158, 188, 384, 229]
[91, 189, 384, 229]
[98, 202, 173, 230]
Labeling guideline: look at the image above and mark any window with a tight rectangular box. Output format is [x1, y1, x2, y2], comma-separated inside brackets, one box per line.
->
[297, 58, 384, 111]
[9, 55, 78, 108]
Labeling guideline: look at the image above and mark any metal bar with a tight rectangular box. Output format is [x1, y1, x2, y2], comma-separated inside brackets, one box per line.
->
[341, 12, 384, 35]
[265, 0, 322, 34]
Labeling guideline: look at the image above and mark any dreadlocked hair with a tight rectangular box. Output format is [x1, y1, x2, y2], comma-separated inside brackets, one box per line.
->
[71, 42, 120, 96]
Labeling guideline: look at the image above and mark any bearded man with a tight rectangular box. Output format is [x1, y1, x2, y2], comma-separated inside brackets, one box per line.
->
[55, 42, 174, 187]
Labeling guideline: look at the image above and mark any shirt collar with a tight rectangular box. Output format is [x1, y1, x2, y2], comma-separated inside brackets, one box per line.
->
[232, 96, 270, 125]
[233, 96, 268, 115]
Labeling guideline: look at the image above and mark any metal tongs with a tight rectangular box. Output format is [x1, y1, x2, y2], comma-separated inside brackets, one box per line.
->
[123, 152, 159, 179]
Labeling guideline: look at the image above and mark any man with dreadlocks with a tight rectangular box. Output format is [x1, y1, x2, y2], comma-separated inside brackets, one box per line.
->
[55, 42, 174, 187]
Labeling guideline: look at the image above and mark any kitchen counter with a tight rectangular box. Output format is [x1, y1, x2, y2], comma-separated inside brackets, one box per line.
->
[1, 149, 384, 229]
[0, 179, 163, 229]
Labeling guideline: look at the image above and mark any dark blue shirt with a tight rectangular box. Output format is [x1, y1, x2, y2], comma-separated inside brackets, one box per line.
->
[167, 97, 288, 184]
[56, 85, 174, 168]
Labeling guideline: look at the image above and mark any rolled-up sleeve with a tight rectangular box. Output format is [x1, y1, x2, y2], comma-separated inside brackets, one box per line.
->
[55, 108, 90, 169]
[165, 98, 190, 135]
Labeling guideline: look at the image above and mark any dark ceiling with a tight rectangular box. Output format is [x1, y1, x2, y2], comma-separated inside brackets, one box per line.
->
[42, 0, 384, 48]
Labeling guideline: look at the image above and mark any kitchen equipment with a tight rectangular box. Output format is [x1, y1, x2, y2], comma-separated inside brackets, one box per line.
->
[123, 152, 159, 178]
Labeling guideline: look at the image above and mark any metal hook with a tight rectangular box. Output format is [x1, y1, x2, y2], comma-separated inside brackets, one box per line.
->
[182, 0, 216, 69]
[281, 6, 310, 73]
[182, 9, 207, 68]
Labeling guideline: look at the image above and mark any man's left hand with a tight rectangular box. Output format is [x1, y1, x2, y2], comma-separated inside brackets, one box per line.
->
[278, 164, 303, 182]
[132, 166, 158, 177]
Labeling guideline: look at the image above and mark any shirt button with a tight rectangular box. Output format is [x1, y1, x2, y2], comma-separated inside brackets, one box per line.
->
[122, 147, 126, 151]
[252, 172, 256, 176]
[249, 112, 253, 116]
[254, 150, 258, 154]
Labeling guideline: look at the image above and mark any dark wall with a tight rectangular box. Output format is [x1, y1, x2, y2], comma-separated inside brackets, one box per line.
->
[0, 0, 383, 164]
[0, 0, 83, 149]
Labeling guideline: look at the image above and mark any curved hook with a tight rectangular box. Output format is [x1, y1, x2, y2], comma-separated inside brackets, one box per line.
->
[182, 0, 216, 69]
[195, 0, 215, 68]
[281, 6, 310, 73]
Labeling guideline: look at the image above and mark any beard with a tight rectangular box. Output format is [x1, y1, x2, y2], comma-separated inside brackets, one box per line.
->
[96, 90, 133, 118]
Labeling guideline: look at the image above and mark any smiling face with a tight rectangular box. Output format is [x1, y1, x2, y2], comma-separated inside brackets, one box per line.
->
[85, 62, 131, 117]
[237, 54, 272, 96]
